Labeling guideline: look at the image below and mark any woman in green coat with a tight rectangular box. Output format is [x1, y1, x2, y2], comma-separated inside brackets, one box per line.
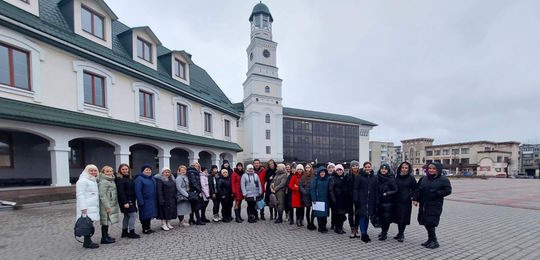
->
[311, 167, 330, 233]
[99, 165, 120, 244]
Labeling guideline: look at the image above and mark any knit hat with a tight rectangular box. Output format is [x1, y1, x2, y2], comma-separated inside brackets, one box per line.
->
[296, 164, 304, 171]
[327, 163, 335, 168]
[350, 160, 360, 167]
[140, 164, 152, 173]
[161, 167, 171, 173]
[223, 160, 229, 165]
[335, 164, 344, 171]
[246, 164, 254, 171]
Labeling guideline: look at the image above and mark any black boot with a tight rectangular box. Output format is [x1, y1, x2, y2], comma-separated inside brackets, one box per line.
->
[274, 211, 283, 223]
[121, 228, 128, 238]
[378, 232, 387, 241]
[234, 209, 243, 223]
[361, 234, 370, 243]
[422, 239, 431, 247]
[248, 215, 256, 223]
[307, 222, 317, 231]
[83, 235, 99, 249]
[426, 239, 440, 249]
[100, 225, 115, 244]
[394, 233, 404, 242]
[127, 229, 140, 239]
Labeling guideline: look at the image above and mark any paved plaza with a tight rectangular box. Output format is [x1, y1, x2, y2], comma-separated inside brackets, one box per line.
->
[0, 179, 539, 259]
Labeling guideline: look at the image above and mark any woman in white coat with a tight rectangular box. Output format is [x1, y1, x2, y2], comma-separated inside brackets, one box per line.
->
[76, 164, 100, 249]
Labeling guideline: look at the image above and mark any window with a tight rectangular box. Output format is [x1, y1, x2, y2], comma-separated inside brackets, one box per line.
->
[266, 146, 271, 154]
[254, 15, 261, 28]
[497, 156, 502, 163]
[266, 129, 271, 139]
[0, 43, 31, 91]
[139, 90, 154, 119]
[443, 149, 449, 155]
[81, 5, 104, 39]
[83, 71, 105, 107]
[204, 112, 212, 133]
[262, 15, 269, 29]
[69, 140, 84, 168]
[485, 147, 491, 151]
[224, 119, 231, 137]
[265, 114, 270, 123]
[265, 86, 270, 93]
[461, 148, 469, 154]
[0, 133, 13, 168]
[174, 58, 186, 79]
[426, 150, 433, 156]
[461, 158, 470, 164]
[443, 159, 450, 165]
[426, 160, 433, 164]
[177, 103, 187, 127]
[452, 149, 460, 155]
[137, 37, 152, 62]
[434, 150, 441, 156]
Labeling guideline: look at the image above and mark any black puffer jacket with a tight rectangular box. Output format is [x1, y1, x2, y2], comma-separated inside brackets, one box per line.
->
[187, 167, 202, 195]
[216, 175, 232, 199]
[329, 173, 350, 214]
[376, 165, 397, 224]
[116, 176, 138, 213]
[392, 162, 417, 225]
[352, 170, 378, 218]
[415, 163, 452, 227]
[156, 174, 178, 220]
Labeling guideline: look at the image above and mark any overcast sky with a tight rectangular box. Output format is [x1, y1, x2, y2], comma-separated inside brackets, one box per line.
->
[107, 0, 540, 145]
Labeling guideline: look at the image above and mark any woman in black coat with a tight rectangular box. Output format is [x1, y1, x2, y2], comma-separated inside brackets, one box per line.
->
[352, 161, 378, 243]
[156, 168, 177, 231]
[115, 164, 140, 239]
[414, 162, 452, 249]
[328, 164, 348, 234]
[264, 159, 277, 220]
[375, 164, 397, 241]
[392, 162, 417, 242]
[217, 169, 233, 222]
[187, 165, 204, 225]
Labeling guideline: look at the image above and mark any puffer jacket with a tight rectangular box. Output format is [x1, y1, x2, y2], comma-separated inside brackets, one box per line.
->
[134, 173, 158, 220]
[116, 176, 138, 214]
[415, 163, 452, 227]
[352, 169, 378, 218]
[76, 171, 100, 221]
[241, 172, 262, 199]
[376, 168, 397, 225]
[98, 173, 120, 225]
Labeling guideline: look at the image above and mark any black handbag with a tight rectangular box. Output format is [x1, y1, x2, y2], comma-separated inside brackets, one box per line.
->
[188, 191, 199, 203]
[74, 215, 94, 242]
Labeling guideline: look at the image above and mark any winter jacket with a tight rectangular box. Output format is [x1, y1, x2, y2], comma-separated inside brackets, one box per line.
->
[241, 172, 262, 199]
[329, 173, 350, 214]
[272, 169, 288, 211]
[392, 162, 417, 226]
[98, 173, 120, 225]
[187, 167, 202, 195]
[310, 170, 330, 217]
[200, 173, 210, 201]
[216, 175, 232, 199]
[376, 168, 398, 225]
[255, 166, 266, 193]
[175, 174, 192, 216]
[134, 173, 158, 220]
[76, 171, 100, 221]
[300, 172, 315, 206]
[415, 163, 452, 227]
[208, 173, 219, 197]
[116, 176, 138, 214]
[352, 170, 378, 218]
[288, 172, 304, 208]
[231, 169, 244, 200]
[155, 174, 178, 220]
[264, 167, 276, 204]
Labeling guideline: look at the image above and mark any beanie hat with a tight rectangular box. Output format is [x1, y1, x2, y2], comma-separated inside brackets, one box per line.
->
[327, 163, 335, 168]
[296, 164, 304, 171]
[246, 164, 254, 171]
[351, 160, 360, 167]
[335, 164, 344, 171]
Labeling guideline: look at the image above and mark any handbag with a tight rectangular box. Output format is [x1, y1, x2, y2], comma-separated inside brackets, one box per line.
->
[74, 215, 94, 242]
[177, 192, 188, 202]
[188, 191, 199, 203]
[269, 193, 278, 208]
[256, 198, 266, 210]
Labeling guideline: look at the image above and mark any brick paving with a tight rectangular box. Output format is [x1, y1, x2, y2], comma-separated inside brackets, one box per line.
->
[0, 179, 539, 259]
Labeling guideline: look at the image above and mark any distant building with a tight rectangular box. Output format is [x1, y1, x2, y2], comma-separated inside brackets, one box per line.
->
[369, 141, 397, 171]
[388, 145, 402, 170]
[520, 144, 540, 177]
[401, 138, 434, 174]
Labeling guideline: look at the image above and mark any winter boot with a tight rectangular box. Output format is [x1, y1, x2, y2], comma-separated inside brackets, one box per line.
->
[121, 228, 128, 238]
[83, 235, 99, 249]
[235, 209, 243, 223]
[127, 229, 140, 239]
[100, 226, 115, 244]
[378, 231, 387, 241]
[361, 234, 371, 243]
[426, 240, 440, 249]
[274, 211, 283, 223]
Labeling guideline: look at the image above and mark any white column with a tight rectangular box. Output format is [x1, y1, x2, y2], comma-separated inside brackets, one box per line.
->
[158, 150, 171, 170]
[49, 144, 71, 187]
[114, 145, 130, 169]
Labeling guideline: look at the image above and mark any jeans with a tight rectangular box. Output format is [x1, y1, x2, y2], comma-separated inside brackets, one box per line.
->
[358, 215, 369, 235]
[122, 212, 137, 231]
[212, 197, 220, 217]
[247, 200, 257, 217]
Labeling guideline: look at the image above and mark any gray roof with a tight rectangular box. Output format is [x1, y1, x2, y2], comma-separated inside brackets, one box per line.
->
[0, 0, 239, 117]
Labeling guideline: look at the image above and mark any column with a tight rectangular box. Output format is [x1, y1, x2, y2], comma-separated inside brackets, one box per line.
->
[158, 150, 171, 170]
[49, 144, 71, 187]
[114, 145, 130, 169]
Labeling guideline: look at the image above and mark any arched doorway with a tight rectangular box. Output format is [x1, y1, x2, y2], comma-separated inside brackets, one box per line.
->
[198, 151, 213, 170]
[219, 152, 234, 167]
[130, 144, 158, 176]
[170, 148, 190, 176]
[69, 138, 115, 182]
[0, 130, 51, 187]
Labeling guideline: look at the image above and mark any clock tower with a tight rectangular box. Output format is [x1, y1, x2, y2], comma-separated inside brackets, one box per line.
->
[241, 2, 283, 162]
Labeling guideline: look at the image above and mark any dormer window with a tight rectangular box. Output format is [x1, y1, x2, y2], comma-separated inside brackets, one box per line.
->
[174, 58, 186, 79]
[137, 37, 152, 63]
[81, 5, 104, 39]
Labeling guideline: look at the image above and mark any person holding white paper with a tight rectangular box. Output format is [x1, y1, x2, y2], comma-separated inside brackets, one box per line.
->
[311, 167, 330, 233]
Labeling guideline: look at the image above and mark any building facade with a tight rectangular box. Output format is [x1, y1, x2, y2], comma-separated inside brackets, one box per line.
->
[401, 138, 434, 174]
[0, 1, 375, 188]
[520, 144, 540, 177]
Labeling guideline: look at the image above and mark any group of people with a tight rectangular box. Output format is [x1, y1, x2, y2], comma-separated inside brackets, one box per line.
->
[76, 159, 452, 250]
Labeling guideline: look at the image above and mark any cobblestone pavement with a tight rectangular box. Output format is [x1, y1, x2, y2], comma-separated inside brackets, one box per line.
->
[1, 179, 539, 260]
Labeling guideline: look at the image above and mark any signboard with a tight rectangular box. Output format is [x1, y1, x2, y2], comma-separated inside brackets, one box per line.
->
[480, 166, 491, 171]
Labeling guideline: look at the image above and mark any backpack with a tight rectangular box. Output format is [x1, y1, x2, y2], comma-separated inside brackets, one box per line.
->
[74, 215, 94, 242]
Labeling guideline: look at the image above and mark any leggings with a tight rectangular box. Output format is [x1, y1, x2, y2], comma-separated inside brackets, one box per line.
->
[335, 213, 346, 230]
[295, 207, 305, 221]
[305, 206, 314, 224]
[317, 217, 327, 229]
[178, 215, 184, 222]
[200, 200, 209, 218]
[122, 212, 137, 231]
[247, 200, 257, 217]
[221, 197, 233, 219]
[398, 224, 406, 235]
[347, 205, 357, 228]
[358, 215, 369, 235]
[425, 225, 437, 241]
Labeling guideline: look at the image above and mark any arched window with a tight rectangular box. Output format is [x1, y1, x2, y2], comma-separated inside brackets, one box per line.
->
[265, 86, 270, 93]
[265, 114, 270, 123]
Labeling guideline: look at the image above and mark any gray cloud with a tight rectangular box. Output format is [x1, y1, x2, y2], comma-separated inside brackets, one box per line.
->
[107, 0, 540, 145]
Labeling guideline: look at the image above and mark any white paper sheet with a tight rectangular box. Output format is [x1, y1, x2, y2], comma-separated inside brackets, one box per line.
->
[313, 201, 325, 212]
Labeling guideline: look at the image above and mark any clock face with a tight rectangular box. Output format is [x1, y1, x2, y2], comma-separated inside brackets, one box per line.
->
[250, 52, 253, 61]
[263, 49, 270, 58]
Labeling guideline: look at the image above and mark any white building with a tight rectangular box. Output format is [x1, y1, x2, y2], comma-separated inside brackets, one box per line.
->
[0, 1, 375, 191]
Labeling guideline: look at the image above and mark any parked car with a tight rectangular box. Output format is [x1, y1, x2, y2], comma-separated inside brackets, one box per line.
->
[461, 172, 473, 177]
